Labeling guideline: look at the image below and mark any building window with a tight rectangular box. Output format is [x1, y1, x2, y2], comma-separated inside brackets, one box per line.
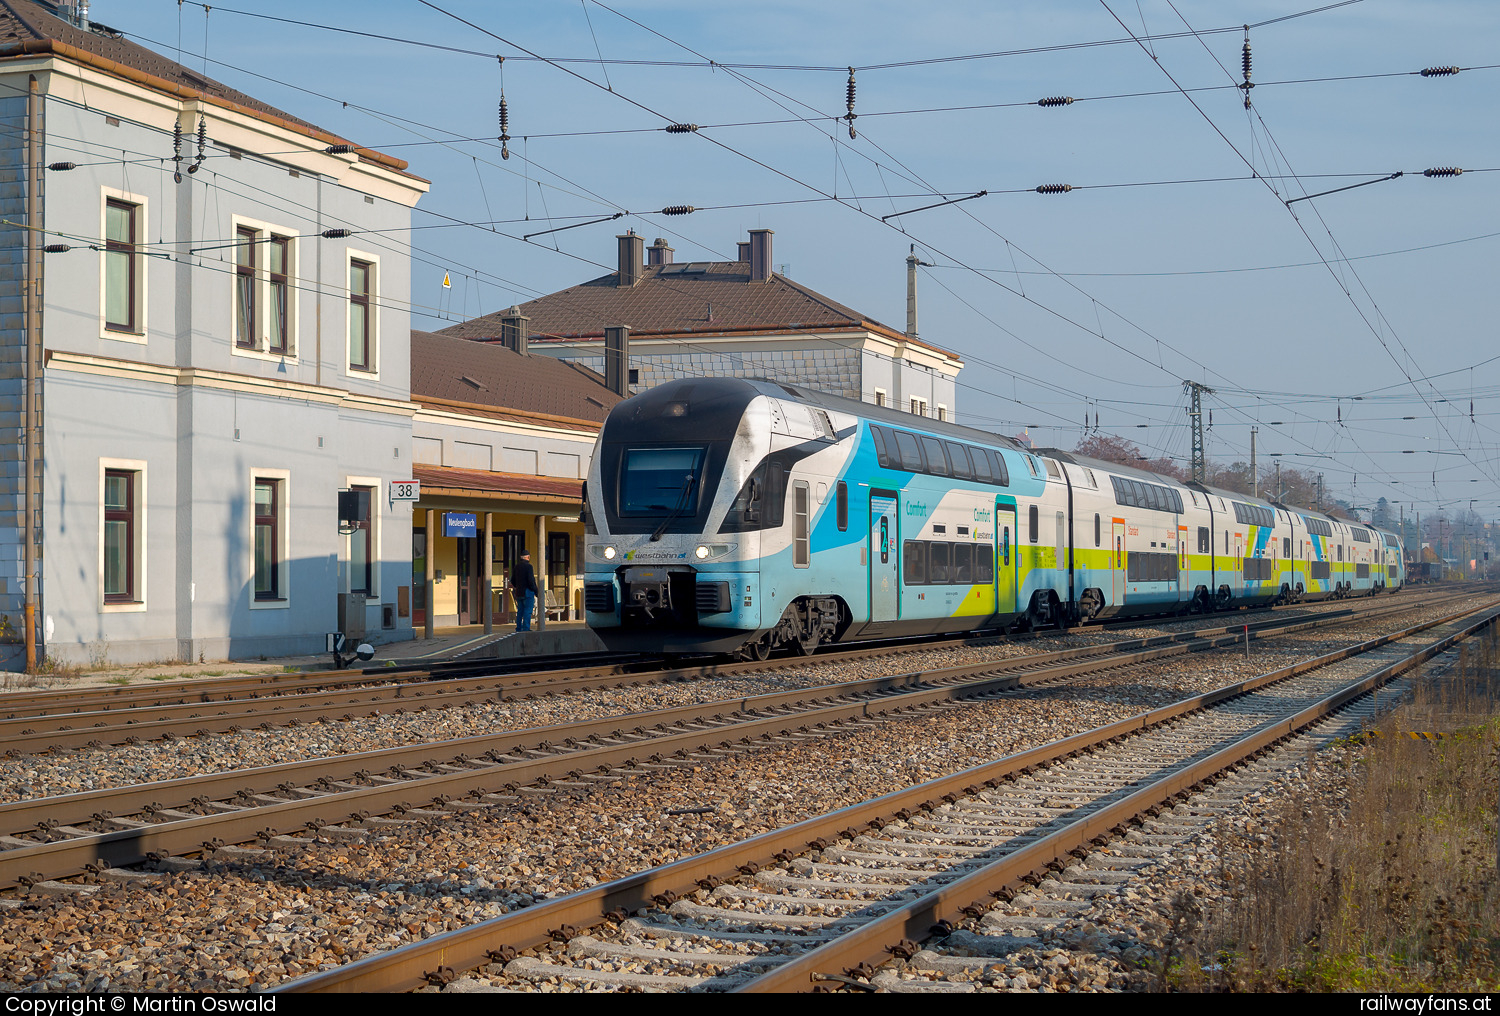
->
[235, 226, 256, 348]
[873, 388, 887, 408]
[910, 397, 928, 417]
[349, 484, 375, 595]
[268, 237, 289, 354]
[348, 256, 375, 371]
[103, 470, 136, 602]
[233, 221, 296, 356]
[936, 404, 948, 422]
[104, 198, 140, 333]
[254, 478, 282, 601]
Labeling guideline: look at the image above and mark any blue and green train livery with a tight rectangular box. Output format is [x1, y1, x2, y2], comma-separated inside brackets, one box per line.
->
[582, 378, 1403, 657]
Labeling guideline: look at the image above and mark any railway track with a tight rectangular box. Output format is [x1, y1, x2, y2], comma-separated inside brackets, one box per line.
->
[267, 597, 1500, 993]
[0, 592, 1454, 755]
[0, 592, 1479, 897]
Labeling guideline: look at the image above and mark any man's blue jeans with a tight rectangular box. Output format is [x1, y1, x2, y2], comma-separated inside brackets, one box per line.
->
[516, 589, 536, 631]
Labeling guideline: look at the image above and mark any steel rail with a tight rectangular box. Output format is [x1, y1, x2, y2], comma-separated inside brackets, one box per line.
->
[1, 590, 1431, 722]
[1, 596, 1421, 754]
[734, 603, 1500, 992]
[0, 593, 1430, 851]
[270, 598, 1500, 993]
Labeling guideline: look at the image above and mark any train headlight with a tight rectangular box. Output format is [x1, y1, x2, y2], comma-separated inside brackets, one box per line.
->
[692, 543, 736, 561]
[602, 545, 617, 560]
[695, 545, 710, 559]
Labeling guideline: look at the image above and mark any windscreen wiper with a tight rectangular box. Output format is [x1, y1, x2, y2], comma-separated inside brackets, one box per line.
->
[649, 473, 697, 542]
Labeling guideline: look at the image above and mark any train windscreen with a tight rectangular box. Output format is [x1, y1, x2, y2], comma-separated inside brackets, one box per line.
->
[618, 447, 708, 516]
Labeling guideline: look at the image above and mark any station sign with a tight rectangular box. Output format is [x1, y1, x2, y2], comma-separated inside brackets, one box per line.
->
[444, 512, 478, 538]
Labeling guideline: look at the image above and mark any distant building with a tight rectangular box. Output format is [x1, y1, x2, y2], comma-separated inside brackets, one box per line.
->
[0, 0, 428, 666]
[439, 229, 965, 420]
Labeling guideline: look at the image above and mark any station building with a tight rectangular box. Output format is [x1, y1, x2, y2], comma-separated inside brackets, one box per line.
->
[0, 0, 427, 667]
[438, 229, 966, 420]
[406, 330, 622, 630]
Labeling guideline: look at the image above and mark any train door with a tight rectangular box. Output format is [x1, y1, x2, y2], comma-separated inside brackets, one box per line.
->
[1234, 532, 1243, 589]
[1112, 519, 1126, 603]
[1178, 525, 1189, 597]
[869, 490, 899, 622]
[995, 502, 1017, 616]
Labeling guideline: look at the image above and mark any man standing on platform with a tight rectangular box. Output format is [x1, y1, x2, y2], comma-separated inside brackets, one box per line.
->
[510, 550, 540, 632]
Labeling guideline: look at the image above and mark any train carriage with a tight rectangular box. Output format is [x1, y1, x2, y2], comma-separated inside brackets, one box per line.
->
[583, 378, 1404, 657]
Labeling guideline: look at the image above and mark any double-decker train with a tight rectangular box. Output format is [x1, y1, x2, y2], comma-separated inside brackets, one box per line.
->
[581, 378, 1404, 657]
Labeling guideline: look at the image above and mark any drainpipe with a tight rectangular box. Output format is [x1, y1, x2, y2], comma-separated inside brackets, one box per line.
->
[23, 75, 42, 671]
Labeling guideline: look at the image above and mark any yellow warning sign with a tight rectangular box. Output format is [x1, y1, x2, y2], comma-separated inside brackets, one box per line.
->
[442, 272, 451, 289]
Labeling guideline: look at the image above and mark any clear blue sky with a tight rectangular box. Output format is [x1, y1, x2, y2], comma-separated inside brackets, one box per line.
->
[106, 0, 1499, 519]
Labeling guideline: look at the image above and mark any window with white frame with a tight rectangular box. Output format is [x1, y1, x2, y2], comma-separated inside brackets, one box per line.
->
[346, 251, 379, 374]
[910, 397, 928, 417]
[936, 404, 948, 422]
[99, 458, 146, 610]
[873, 388, 887, 408]
[100, 189, 147, 339]
[251, 471, 290, 606]
[232, 218, 297, 357]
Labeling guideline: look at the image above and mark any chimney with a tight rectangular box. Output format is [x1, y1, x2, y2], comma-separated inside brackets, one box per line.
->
[736, 241, 751, 262]
[499, 305, 529, 355]
[647, 237, 674, 266]
[748, 228, 773, 283]
[906, 252, 919, 339]
[616, 231, 643, 288]
[604, 325, 631, 397]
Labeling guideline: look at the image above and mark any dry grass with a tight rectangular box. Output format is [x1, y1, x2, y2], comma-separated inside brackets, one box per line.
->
[1186, 627, 1500, 992]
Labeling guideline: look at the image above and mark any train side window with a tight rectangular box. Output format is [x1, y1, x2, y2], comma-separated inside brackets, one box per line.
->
[989, 450, 1011, 487]
[1338, 544, 1343, 561]
[836, 482, 848, 532]
[871, 427, 892, 468]
[765, 463, 787, 528]
[947, 442, 973, 480]
[1283, 537, 1291, 556]
[920, 436, 950, 476]
[793, 481, 810, 568]
[1198, 527, 1209, 554]
[1028, 504, 1039, 543]
[894, 430, 924, 472]
[928, 542, 950, 584]
[971, 450, 993, 484]
[1094, 513, 1101, 547]
[976, 544, 994, 582]
[903, 540, 927, 584]
[953, 543, 974, 584]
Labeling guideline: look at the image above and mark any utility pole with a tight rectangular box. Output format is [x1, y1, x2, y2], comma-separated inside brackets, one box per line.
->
[1184, 380, 1215, 484]
[1316, 473, 1325, 510]
[1275, 460, 1282, 501]
[1250, 428, 1258, 498]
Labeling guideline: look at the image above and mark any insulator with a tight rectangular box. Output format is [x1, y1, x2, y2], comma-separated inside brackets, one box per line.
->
[497, 94, 510, 140]
[1034, 183, 1073, 194]
[1036, 96, 1073, 107]
[1420, 66, 1460, 76]
[322, 227, 352, 238]
[187, 113, 207, 174]
[660, 205, 695, 216]
[325, 144, 353, 154]
[46, 161, 76, 171]
[1424, 167, 1462, 177]
[845, 67, 856, 118]
[43, 244, 71, 253]
[1242, 41, 1252, 82]
[172, 117, 182, 162]
[663, 123, 699, 134]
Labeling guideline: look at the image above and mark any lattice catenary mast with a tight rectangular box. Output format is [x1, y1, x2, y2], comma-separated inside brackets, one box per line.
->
[1183, 381, 1215, 484]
